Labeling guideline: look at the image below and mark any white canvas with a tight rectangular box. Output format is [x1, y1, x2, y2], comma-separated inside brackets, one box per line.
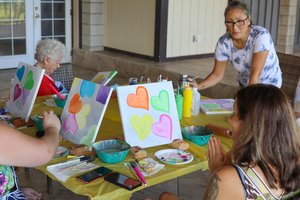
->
[60, 78, 113, 147]
[117, 81, 182, 148]
[91, 70, 118, 86]
[6, 62, 45, 122]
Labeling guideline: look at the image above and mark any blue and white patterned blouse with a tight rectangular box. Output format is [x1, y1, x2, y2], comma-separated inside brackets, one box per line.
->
[215, 25, 282, 88]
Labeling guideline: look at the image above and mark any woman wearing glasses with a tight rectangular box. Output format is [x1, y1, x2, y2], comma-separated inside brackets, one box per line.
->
[191, 0, 282, 89]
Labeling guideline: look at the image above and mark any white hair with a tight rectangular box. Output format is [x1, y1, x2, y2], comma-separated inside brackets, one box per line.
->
[34, 39, 66, 62]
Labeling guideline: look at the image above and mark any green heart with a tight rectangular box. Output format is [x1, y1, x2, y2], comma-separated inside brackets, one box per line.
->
[150, 90, 170, 113]
[80, 125, 97, 148]
[24, 71, 34, 90]
[130, 114, 153, 141]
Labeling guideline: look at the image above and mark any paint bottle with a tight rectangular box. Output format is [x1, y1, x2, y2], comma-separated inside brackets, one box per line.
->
[182, 86, 192, 118]
[175, 91, 183, 120]
[191, 87, 201, 115]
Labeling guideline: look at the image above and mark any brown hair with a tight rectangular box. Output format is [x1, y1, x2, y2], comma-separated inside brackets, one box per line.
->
[231, 84, 300, 193]
[224, 0, 250, 18]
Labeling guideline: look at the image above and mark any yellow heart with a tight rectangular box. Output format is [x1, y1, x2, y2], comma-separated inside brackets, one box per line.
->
[75, 104, 91, 129]
[130, 114, 154, 141]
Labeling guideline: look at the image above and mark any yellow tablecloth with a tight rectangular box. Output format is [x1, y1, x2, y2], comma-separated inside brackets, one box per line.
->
[9, 96, 233, 200]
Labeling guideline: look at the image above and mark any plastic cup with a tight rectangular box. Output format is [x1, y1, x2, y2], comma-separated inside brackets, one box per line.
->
[52, 93, 68, 108]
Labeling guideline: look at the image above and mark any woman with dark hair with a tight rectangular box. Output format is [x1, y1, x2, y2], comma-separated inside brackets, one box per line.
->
[191, 0, 282, 89]
[205, 84, 300, 199]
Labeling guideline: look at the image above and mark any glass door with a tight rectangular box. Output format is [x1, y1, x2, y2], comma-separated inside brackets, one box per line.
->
[0, 0, 71, 69]
[38, 0, 71, 63]
[0, 0, 34, 69]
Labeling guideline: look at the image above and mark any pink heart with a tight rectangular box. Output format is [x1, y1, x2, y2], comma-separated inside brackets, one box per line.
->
[13, 84, 22, 101]
[152, 114, 172, 140]
[63, 114, 79, 134]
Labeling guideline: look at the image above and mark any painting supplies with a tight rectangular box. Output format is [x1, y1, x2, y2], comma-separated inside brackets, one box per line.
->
[123, 163, 142, 181]
[49, 84, 65, 100]
[175, 87, 183, 120]
[130, 161, 147, 185]
[205, 123, 232, 138]
[140, 76, 144, 84]
[116, 82, 182, 148]
[69, 144, 90, 156]
[154, 149, 194, 165]
[179, 74, 188, 89]
[191, 87, 200, 115]
[170, 139, 189, 150]
[60, 78, 113, 147]
[182, 86, 192, 118]
[6, 62, 45, 122]
[130, 146, 147, 159]
[91, 70, 118, 86]
[157, 74, 162, 82]
[137, 158, 165, 176]
[129, 77, 138, 85]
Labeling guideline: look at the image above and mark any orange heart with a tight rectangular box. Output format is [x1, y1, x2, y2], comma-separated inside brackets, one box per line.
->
[127, 86, 149, 110]
[68, 93, 83, 114]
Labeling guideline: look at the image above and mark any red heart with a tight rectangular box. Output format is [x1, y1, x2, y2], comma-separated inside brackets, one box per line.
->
[127, 86, 149, 110]
[68, 93, 83, 114]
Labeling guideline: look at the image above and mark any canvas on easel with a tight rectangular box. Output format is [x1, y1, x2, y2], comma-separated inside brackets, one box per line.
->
[6, 62, 45, 122]
[91, 70, 118, 86]
[60, 78, 113, 147]
[117, 81, 182, 148]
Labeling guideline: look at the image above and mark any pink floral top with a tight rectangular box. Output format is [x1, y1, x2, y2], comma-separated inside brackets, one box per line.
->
[0, 166, 15, 198]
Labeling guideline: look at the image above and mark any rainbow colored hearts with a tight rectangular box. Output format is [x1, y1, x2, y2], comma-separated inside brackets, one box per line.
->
[150, 90, 170, 113]
[130, 114, 154, 141]
[16, 65, 25, 81]
[127, 86, 149, 110]
[13, 84, 22, 101]
[24, 71, 34, 90]
[152, 114, 172, 140]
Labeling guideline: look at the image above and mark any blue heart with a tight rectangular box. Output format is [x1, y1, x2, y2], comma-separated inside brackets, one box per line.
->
[16, 65, 25, 81]
[80, 80, 96, 97]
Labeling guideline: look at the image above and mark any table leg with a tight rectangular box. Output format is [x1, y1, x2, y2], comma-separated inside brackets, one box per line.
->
[47, 176, 52, 194]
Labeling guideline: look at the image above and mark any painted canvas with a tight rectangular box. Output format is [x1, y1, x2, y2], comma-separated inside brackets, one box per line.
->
[6, 62, 45, 122]
[117, 81, 182, 148]
[60, 78, 113, 147]
[91, 70, 118, 86]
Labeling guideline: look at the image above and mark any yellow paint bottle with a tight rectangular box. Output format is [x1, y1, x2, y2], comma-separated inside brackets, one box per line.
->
[182, 86, 192, 117]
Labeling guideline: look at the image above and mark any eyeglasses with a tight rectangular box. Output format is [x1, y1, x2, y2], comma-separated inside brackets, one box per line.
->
[225, 16, 248, 27]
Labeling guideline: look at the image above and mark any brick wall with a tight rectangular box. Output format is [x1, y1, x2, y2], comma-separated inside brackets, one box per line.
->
[82, 0, 104, 51]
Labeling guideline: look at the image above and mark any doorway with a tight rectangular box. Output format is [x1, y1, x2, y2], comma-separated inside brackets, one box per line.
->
[0, 0, 71, 69]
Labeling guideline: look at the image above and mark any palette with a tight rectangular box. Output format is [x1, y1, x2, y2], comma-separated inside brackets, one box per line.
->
[154, 149, 193, 165]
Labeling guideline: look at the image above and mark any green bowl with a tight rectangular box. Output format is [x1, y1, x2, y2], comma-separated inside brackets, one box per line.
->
[92, 139, 131, 164]
[31, 115, 44, 131]
[181, 126, 214, 146]
[52, 93, 68, 108]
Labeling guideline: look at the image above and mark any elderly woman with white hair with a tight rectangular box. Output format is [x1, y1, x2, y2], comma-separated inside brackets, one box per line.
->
[34, 39, 67, 96]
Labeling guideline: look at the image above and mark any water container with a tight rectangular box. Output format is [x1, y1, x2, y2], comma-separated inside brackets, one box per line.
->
[192, 88, 201, 115]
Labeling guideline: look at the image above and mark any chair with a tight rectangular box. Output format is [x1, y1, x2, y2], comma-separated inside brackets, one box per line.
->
[277, 53, 300, 103]
[52, 63, 74, 91]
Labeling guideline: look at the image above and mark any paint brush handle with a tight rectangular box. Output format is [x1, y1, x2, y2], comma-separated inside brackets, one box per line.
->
[49, 84, 65, 100]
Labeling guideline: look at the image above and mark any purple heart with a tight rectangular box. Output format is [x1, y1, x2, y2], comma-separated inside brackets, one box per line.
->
[96, 86, 111, 104]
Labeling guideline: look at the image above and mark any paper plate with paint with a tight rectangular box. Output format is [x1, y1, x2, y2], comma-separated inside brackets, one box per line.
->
[53, 146, 69, 158]
[154, 149, 193, 165]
